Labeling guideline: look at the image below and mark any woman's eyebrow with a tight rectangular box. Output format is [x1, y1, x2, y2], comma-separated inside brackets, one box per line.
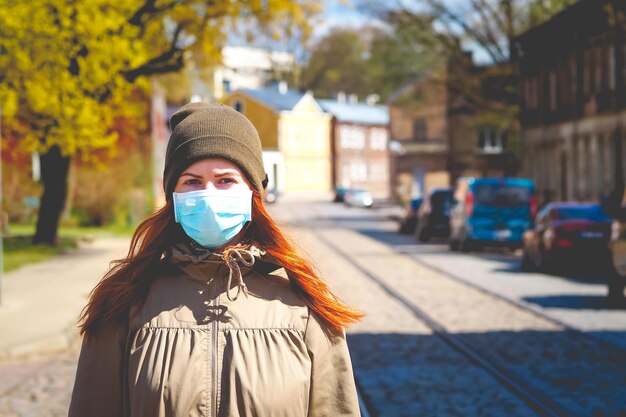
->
[214, 171, 242, 177]
[179, 172, 203, 178]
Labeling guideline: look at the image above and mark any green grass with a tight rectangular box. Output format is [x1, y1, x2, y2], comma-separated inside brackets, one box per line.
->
[8, 223, 134, 239]
[2, 223, 134, 273]
[3, 235, 80, 273]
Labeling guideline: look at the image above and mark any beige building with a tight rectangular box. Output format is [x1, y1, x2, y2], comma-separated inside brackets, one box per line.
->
[224, 83, 332, 193]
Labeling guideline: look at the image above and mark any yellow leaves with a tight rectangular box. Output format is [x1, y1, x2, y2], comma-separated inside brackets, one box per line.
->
[0, 89, 18, 119]
[0, 0, 320, 160]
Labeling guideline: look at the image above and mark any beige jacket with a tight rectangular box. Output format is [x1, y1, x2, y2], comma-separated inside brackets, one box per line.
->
[68, 242, 360, 417]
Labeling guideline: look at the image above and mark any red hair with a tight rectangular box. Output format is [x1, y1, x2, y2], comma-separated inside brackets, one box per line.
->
[248, 192, 363, 331]
[80, 191, 362, 336]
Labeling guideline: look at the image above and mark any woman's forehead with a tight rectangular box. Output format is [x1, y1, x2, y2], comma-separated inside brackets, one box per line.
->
[183, 158, 243, 174]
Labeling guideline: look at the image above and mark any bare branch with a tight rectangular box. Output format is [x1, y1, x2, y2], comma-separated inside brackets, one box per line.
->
[468, 0, 507, 57]
[129, 0, 179, 26]
[121, 24, 186, 82]
[128, 0, 157, 26]
[418, 0, 508, 62]
[472, 0, 509, 36]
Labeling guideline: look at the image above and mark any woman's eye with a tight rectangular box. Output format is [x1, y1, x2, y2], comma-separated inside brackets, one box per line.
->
[218, 178, 237, 185]
[183, 179, 201, 185]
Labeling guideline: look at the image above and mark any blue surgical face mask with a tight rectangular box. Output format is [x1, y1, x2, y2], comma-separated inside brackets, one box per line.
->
[173, 188, 253, 249]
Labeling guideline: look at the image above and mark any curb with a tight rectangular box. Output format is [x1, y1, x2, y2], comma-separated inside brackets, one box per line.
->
[0, 324, 81, 363]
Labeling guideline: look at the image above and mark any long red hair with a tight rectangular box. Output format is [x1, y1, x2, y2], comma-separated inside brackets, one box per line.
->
[80, 191, 362, 336]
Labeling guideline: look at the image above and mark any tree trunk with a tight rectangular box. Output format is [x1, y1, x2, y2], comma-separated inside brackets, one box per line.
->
[33, 146, 71, 245]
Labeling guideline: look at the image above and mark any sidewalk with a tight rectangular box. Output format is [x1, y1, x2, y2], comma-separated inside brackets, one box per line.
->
[0, 237, 130, 361]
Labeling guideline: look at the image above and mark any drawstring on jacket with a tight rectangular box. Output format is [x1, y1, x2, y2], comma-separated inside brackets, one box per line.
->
[172, 241, 272, 301]
[223, 247, 257, 301]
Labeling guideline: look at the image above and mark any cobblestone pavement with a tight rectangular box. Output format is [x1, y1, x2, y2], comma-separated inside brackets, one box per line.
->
[0, 348, 78, 417]
[2, 198, 626, 416]
[273, 200, 626, 416]
[291, 226, 543, 417]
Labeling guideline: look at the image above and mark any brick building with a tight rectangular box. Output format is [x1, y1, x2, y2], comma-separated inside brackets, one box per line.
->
[387, 57, 516, 203]
[387, 69, 450, 202]
[318, 98, 390, 199]
[514, 0, 626, 203]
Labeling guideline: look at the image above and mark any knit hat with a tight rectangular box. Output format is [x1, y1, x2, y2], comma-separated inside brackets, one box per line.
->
[163, 102, 267, 199]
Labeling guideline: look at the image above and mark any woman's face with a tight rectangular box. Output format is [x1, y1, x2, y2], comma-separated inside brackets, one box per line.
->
[174, 158, 251, 193]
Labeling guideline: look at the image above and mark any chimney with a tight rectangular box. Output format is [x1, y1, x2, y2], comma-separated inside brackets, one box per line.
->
[336, 91, 346, 103]
[366, 94, 380, 105]
[348, 94, 358, 104]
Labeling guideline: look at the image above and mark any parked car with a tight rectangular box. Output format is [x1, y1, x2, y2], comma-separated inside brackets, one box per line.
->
[264, 188, 278, 204]
[601, 193, 626, 300]
[398, 197, 424, 234]
[449, 177, 537, 252]
[415, 188, 453, 242]
[333, 186, 348, 202]
[608, 210, 626, 300]
[521, 202, 612, 272]
[344, 188, 374, 208]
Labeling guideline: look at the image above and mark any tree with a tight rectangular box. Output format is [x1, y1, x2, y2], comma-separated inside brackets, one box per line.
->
[299, 18, 445, 101]
[300, 28, 372, 98]
[0, 0, 319, 244]
[366, 13, 448, 100]
[359, 0, 578, 172]
[361, 0, 578, 64]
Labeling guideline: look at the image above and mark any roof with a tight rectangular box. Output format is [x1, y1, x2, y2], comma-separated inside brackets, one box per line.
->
[385, 71, 428, 104]
[514, 0, 603, 48]
[317, 99, 389, 125]
[236, 87, 306, 111]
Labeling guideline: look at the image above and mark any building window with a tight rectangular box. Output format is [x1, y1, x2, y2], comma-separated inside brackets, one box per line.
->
[609, 45, 616, 90]
[233, 100, 244, 113]
[340, 126, 366, 149]
[523, 76, 540, 110]
[413, 118, 427, 141]
[584, 48, 592, 96]
[549, 69, 557, 111]
[370, 128, 387, 150]
[478, 128, 506, 154]
[595, 46, 603, 94]
[569, 55, 577, 101]
[223, 79, 232, 94]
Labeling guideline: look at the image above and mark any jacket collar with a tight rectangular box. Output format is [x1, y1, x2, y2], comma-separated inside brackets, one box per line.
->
[167, 239, 282, 300]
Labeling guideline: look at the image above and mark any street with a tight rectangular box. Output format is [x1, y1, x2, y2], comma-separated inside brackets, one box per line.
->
[1, 197, 626, 416]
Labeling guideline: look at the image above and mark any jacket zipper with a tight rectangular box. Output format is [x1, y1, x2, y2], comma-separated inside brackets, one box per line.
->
[211, 293, 220, 417]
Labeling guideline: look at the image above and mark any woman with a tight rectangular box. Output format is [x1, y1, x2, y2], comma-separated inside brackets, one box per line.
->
[68, 103, 363, 417]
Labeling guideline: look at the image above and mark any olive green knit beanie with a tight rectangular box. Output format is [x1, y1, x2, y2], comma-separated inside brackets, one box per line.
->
[163, 102, 267, 199]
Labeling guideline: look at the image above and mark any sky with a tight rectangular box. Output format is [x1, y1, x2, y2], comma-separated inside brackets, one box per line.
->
[316, 0, 373, 39]
[227, 0, 493, 65]
[318, 0, 494, 64]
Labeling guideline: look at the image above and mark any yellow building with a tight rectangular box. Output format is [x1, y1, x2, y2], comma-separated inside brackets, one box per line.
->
[225, 82, 332, 193]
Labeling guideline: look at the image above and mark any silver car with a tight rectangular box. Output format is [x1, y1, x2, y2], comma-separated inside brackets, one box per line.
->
[344, 189, 373, 208]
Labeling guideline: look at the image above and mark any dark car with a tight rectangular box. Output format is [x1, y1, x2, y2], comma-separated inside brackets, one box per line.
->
[521, 202, 612, 273]
[398, 197, 424, 235]
[415, 188, 454, 242]
[333, 187, 348, 203]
